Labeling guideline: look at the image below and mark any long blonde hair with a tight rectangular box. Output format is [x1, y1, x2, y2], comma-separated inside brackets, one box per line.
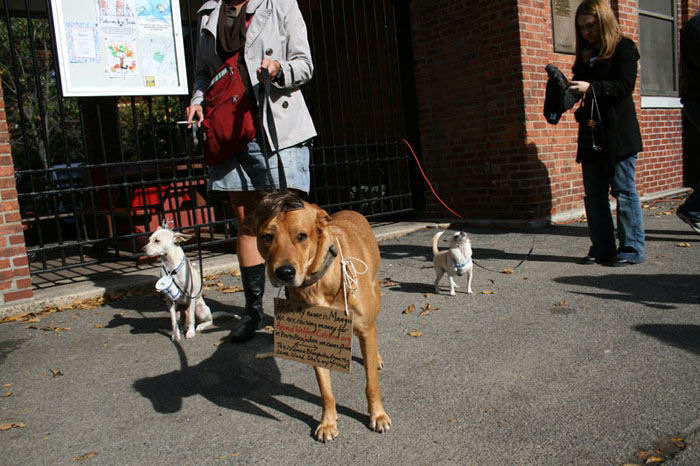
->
[574, 0, 622, 61]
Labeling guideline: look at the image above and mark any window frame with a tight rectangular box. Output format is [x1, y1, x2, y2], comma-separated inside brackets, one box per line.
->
[638, 1, 679, 105]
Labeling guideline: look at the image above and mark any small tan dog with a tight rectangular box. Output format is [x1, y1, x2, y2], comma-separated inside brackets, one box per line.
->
[142, 225, 213, 341]
[249, 191, 391, 442]
[432, 230, 473, 296]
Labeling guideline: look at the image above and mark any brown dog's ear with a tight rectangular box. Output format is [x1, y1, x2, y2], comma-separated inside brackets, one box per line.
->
[173, 232, 191, 244]
[315, 205, 332, 231]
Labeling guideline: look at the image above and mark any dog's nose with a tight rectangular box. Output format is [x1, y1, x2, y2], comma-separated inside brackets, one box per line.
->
[275, 265, 296, 282]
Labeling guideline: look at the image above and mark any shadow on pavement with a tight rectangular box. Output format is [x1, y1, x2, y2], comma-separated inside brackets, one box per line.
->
[116, 298, 369, 439]
[554, 274, 700, 309]
[633, 324, 700, 355]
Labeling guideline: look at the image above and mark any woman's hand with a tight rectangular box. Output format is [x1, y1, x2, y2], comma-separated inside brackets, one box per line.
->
[185, 104, 203, 128]
[257, 59, 281, 82]
[569, 80, 591, 95]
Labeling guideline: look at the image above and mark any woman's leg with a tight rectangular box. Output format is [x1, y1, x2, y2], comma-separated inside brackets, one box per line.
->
[582, 161, 617, 261]
[228, 191, 265, 342]
[610, 157, 645, 263]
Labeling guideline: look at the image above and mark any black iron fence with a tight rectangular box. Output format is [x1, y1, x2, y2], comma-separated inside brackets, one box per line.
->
[1, 0, 419, 285]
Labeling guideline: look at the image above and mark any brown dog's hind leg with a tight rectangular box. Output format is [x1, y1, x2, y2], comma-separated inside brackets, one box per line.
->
[357, 323, 391, 433]
[313, 366, 338, 442]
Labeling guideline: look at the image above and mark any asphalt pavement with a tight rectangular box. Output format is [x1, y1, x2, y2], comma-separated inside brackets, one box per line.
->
[0, 196, 698, 465]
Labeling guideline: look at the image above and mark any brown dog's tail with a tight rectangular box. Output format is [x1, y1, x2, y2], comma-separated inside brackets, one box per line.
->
[432, 231, 444, 257]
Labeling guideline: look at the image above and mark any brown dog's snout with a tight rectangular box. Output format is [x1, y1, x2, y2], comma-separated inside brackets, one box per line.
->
[275, 264, 296, 283]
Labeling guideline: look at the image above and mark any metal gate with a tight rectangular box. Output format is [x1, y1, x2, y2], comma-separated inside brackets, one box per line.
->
[1, 0, 419, 286]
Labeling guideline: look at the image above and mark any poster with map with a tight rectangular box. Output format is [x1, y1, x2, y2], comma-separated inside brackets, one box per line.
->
[50, 0, 188, 96]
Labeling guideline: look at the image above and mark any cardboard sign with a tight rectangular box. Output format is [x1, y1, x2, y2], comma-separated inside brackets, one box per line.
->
[273, 298, 353, 373]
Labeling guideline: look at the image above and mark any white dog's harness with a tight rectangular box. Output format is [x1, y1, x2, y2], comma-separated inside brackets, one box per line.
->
[160, 257, 201, 301]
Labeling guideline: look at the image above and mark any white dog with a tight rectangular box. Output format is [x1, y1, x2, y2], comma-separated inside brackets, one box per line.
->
[432, 230, 473, 296]
[142, 225, 213, 341]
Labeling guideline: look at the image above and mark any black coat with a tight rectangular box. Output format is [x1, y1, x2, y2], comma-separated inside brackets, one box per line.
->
[572, 36, 643, 163]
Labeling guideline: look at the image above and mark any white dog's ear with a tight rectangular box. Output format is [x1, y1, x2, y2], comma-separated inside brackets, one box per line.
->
[173, 232, 191, 244]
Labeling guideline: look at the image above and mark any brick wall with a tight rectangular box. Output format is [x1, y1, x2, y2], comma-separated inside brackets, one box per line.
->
[0, 79, 33, 305]
[409, 0, 697, 221]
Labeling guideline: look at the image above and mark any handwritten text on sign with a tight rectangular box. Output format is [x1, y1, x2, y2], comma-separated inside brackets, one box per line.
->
[273, 298, 353, 373]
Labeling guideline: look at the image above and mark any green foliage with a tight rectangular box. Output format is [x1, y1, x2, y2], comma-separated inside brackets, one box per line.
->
[0, 16, 83, 172]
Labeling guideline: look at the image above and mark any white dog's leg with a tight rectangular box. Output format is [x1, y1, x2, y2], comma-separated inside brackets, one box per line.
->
[434, 270, 444, 294]
[169, 304, 181, 341]
[184, 301, 196, 339]
[448, 276, 457, 296]
[195, 298, 213, 333]
[466, 270, 473, 294]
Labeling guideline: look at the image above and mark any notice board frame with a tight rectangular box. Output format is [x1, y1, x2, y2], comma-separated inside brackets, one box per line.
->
[50, 0, 189, 97]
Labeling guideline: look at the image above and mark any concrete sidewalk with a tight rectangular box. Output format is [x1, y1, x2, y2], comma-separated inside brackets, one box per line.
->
[1, 196, 698, 465]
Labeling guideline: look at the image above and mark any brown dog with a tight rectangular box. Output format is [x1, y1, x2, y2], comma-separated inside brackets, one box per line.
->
[250, 191, 391, 442]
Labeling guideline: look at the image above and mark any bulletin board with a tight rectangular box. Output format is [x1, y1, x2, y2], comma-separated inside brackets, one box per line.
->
[50, 0, 188, 96]
[551, 0, 583, 54]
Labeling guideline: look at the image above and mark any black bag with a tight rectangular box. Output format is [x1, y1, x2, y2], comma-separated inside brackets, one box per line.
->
[577, 87, 605, 152]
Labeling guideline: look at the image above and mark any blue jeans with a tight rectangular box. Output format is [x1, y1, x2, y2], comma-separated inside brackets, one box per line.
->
[582, 157, 645, 263]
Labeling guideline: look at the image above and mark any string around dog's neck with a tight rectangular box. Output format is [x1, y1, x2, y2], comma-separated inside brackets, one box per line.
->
[300, 244, 338, 287]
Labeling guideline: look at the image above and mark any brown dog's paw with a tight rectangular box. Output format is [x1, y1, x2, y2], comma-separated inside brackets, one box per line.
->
[378, 353, 385, 370]
[314, 422, 339, 442]
[369, 412, 392, 433]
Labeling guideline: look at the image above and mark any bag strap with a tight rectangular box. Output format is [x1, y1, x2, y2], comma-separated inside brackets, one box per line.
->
[257, 68, 287, 189]
[590, 85, 603, 123]
[208, 53, 238, 89]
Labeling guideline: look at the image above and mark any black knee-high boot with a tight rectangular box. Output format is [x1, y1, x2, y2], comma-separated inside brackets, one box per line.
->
[229, 263, 265, 343]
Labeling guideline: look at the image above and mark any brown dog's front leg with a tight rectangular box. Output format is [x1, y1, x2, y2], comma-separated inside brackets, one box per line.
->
[313, 366, 338, 442]
[358, 325, 391, 433]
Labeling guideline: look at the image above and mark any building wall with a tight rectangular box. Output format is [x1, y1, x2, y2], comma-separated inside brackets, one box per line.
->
[409, 0, 698, 221]
[0, 79, 33, 305]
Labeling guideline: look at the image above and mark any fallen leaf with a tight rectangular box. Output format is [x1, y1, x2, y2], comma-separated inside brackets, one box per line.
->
[264, 325, 274, 332]
[408, 329, 423, 337]
[419, 303, 439, 316]
[671, 437, 686, 448]
[221, 286, 243, 294]
[379, 278, 399, 287]
[481, 290, 496, 295]
[502, 268, 513, 274]
[0, 422, 25, 431]
[49, 369, 64, 378]
[25, 317, 41, 323]
[94, 324, 103, 329]
[554, 301, 567, 307]
[255, 352, 274, 359]
[213, 341, 224, 347]
[3, 392, 13, 398]
[677, 242, 691, 248]
[72, 451, 98, 462]
[1, 384, 11, 389]
[402, 304, 416, 314]
[644, 456, 664, 464]
[447, 418, 457, 423]
[424, 293, 433, 298]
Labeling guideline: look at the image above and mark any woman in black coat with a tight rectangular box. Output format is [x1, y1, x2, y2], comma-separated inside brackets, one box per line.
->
[568, 0, 645, 266]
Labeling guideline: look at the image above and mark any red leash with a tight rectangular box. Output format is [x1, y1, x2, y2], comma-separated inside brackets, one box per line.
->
[400, 138, 464, 219]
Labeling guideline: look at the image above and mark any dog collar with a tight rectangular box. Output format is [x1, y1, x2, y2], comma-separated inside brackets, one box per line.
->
[162, 257, 185, 276]
[301, 244, 338, 287]
[455, 257, 472, 271]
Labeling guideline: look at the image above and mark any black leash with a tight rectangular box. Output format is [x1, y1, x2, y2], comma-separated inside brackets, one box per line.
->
[257, 68, 287, 189]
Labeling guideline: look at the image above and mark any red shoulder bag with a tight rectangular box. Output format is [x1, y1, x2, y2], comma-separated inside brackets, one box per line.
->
[200, 52, 257, 166]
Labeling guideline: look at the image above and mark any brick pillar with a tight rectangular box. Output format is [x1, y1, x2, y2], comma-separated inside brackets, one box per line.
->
[0, 78, 33, 305]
